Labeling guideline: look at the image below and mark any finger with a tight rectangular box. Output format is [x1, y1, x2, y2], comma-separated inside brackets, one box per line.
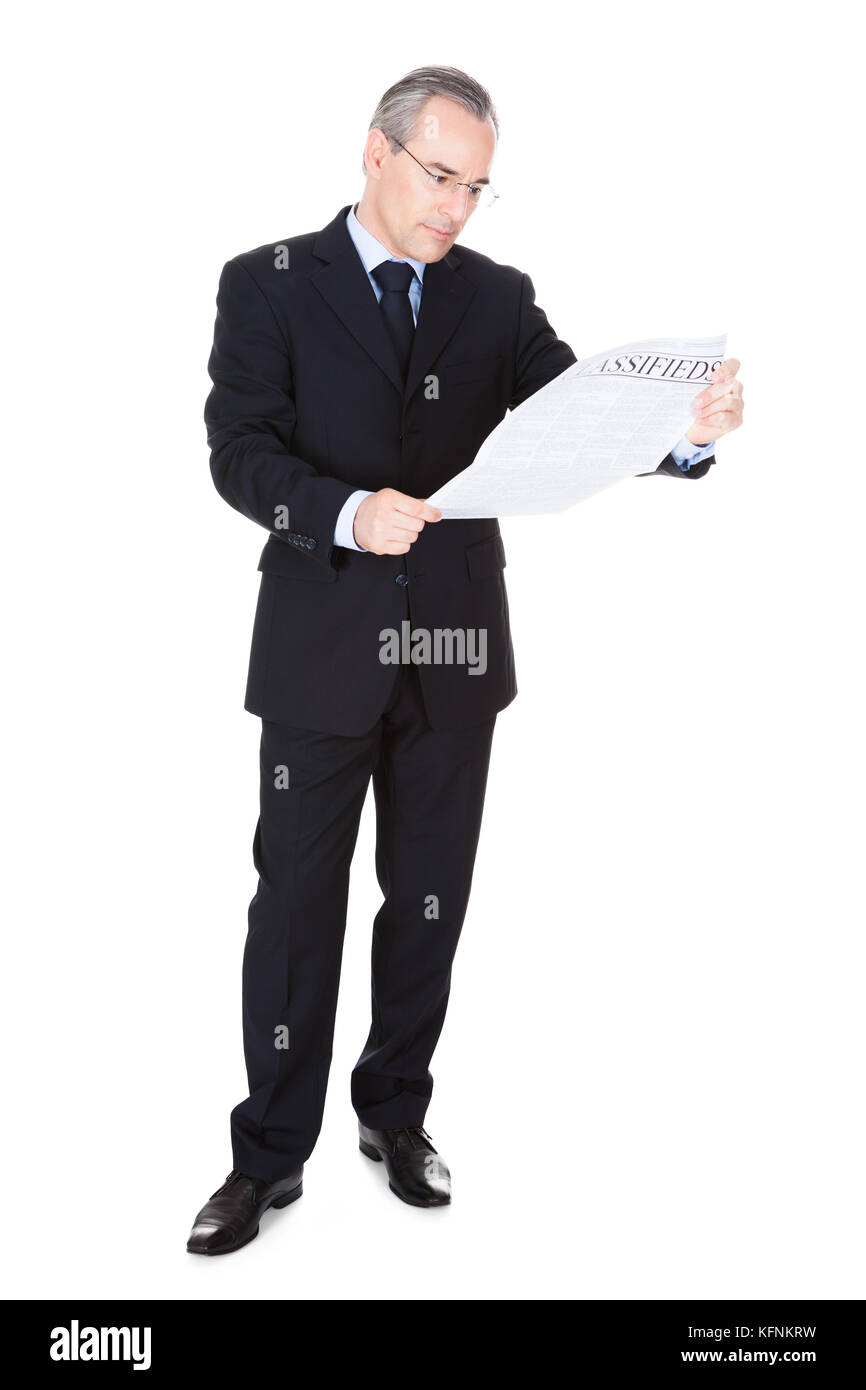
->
[704, 395, 743, 418]
[701, 404, 742, 432]
[387, 524, 425, 544]
[702, 360, 740, 400]
[697, 376, 743, 406]
[385, 512, 425, 534]
[693, 378, 743, 416]
[418, 501, 443, 522]
[391, 494, 429, 519]
[380, 541, 412, 555]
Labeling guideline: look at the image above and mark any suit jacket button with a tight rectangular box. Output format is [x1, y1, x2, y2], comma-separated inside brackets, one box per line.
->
[395, 573, 409, 586]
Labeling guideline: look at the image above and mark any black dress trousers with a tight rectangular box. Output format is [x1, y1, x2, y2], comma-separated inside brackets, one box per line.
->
[229, 648, 497, 1181]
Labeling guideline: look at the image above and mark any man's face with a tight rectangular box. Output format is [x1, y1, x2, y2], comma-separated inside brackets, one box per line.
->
[362, 96, 496, 263]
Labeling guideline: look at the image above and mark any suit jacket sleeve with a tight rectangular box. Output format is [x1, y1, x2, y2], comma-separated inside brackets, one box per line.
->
[510, 273, 715, 480]
[204, 258, 357, 555]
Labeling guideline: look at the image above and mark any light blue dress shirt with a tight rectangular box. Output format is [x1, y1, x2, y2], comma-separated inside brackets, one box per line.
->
[334, 202, 714, 551]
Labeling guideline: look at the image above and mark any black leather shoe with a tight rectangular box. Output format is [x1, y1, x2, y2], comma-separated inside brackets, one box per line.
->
[186, 1167, 303, 1255]
[358, 1123, 451, 1207]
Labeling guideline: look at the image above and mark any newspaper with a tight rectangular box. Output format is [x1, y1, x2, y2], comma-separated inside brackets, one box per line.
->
[426, 335, 727, 518]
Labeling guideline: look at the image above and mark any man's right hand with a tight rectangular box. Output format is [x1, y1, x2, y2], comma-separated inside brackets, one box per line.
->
[353, 488, 442, 555]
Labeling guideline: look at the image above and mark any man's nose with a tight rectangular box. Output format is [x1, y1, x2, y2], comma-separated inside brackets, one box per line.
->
[437, 187, 469, 224]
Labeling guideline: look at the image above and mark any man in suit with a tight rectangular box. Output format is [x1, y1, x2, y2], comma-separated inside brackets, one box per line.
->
[188, 65, 744, 1254]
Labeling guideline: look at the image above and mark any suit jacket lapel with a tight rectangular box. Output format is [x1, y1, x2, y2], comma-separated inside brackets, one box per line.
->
[311, 205, 478, 398]
[404, 254, 477, 403]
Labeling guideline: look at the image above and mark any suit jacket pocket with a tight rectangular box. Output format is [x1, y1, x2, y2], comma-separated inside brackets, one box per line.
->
[465, 533, 506, 582]
[443, 354, 505, 387]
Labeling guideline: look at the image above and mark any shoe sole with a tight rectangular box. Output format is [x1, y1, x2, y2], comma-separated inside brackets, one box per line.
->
[186, 1181, 303, 1256]
[358, 1139, 451, 1208]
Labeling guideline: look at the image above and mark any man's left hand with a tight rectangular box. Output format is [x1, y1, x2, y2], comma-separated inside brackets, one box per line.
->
[686, 357, 744, 447]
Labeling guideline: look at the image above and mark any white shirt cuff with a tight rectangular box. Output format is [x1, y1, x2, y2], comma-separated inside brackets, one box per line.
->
[670, 434, 717, 470]
[334, 489, 374, 550]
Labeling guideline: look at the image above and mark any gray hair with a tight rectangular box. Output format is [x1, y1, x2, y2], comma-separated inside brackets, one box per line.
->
[362, 66, 499, 176]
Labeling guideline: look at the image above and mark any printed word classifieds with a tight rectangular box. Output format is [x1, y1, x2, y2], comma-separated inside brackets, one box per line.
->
[427, 335, 727, 518]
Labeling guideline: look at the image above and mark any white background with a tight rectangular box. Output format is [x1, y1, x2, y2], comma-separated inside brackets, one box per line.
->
[3, 0, 863, 1301]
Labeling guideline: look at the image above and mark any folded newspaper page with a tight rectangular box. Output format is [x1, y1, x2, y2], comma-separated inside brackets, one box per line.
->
[427, 335, 727, 518]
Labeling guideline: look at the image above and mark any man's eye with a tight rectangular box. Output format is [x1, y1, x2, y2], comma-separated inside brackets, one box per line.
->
[467, 186, 482, 199]
[431, 174, 449, 186]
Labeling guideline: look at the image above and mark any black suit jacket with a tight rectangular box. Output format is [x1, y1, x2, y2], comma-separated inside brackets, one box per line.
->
[204, 204, 715, 734]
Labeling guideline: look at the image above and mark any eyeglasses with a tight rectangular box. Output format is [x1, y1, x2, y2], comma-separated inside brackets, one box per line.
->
[390, 137, 499, 211]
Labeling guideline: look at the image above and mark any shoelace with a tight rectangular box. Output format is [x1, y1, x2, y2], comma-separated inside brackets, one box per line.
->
[388, 1125, 436, 1154]
[210, 1170, 258, 1203]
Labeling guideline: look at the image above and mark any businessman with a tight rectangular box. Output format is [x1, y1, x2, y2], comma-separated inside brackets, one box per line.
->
[188, 65, 744, 1254]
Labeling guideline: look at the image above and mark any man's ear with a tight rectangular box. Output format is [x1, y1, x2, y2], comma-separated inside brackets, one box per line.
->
[364, 128, 390, 181]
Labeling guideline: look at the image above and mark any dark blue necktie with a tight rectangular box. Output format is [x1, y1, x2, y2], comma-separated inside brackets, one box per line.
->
[371, 261, 416, 382]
